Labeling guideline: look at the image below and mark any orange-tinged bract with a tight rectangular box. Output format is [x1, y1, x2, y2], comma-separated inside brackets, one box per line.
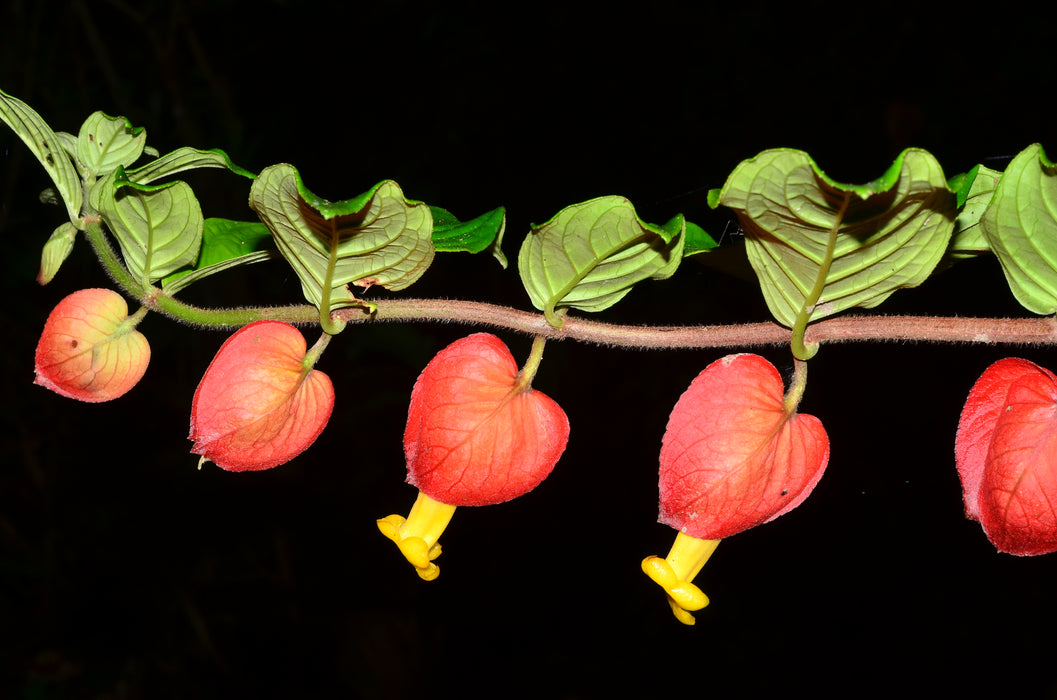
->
[189, 321, 334, 472]
[34, 288, 150, 402]
[658, 353, 829, 540]
[956, 357, 1057, 555]
[404, 332, 569, 506]
[378, 332, 569, 580]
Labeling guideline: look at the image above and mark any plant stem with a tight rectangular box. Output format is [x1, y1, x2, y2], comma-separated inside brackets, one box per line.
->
[783, 357, 808, 414]
[148, 292, 318, 328]
[84, 219, 319, 328]
[83, 219, 147, 297]
[516, 335, 549, 390]
[82, 193, 1057, 350]
[303, 330, 332, 370]
[333, 299, 1057, 349]
[88, 264, 1057, 349]
[125, 304, 150, 328]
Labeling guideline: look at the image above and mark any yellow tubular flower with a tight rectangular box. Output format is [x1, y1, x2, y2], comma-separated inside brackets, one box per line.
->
[641, 532, 720, 625]
[377, 491, 457, 581]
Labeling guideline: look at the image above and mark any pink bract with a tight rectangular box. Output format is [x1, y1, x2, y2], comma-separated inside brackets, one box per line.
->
[658, 353, 829, 540]
[34, 288, 150, 402]
[404, 333, 569, 506]
[190, 321, 334, 472]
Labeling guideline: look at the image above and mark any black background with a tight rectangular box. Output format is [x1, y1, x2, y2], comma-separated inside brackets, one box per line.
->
[2, 1, 1056, 698]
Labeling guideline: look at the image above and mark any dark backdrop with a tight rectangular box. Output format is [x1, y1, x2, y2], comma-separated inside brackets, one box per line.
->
[2, 2, 1056, 698]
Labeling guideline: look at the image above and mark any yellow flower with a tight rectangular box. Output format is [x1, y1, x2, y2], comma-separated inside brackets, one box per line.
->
[377, 492, 456, 581]
[641, 532, 719, 625]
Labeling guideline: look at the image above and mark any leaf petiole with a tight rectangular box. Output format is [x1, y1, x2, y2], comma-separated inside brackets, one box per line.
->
[790, 191, 851, 360]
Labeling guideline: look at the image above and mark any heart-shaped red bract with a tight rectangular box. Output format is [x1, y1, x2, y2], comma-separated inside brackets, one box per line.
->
[404, 333, 569, 506]
[190, 321, 334, 472]
[658, 353, 829, 540]
[34, 288, 150, 402]
[956, 357, 1057, 555]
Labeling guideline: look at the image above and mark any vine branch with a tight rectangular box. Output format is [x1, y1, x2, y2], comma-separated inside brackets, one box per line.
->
[132, 278, 1057, 349]
[321, 299, 1057, 349]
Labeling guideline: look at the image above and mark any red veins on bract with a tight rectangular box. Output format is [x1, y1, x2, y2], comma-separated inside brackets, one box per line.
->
[658, 353, 829, 540]
[189, 321, 334, 472]
[34, 288, 150, 402]
[404, 333, 569, 506]
[956, 357, 1057, 555]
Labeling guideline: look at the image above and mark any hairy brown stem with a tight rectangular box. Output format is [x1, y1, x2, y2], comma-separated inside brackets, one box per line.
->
[330, 298, 1057, 349]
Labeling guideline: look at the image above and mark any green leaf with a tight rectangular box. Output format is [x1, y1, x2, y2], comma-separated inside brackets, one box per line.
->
[124, 146, 255, 184]
[517, 196, 685, 326]
[711, 148, 956, 328]
[948, 167, 977, 210]
[199, 218, 273, 262]
[248, 164, 434, 309]
[162, 218, 275, 291]
[948, 164, 1001, 259]
[979, 143, 1057, 314]
[95, 170, 204, 283]
[430, 205, 508, 268]
[683, 220, 718, 256]
[37, 221, 78, 285]
[76, 111, 146, 178]
[55, 131, 78, 161]
[0, 89, 83, 223]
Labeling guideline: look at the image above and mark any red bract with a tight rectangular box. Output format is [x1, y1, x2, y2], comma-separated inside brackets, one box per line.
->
[189, 321, 334, 472]
[34, 288, 150, 402]
[379, 332, 569, 580]
[658, 353, 829, 540]
[956, 357, 1057, 555]
[405, 332, 569, 505]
